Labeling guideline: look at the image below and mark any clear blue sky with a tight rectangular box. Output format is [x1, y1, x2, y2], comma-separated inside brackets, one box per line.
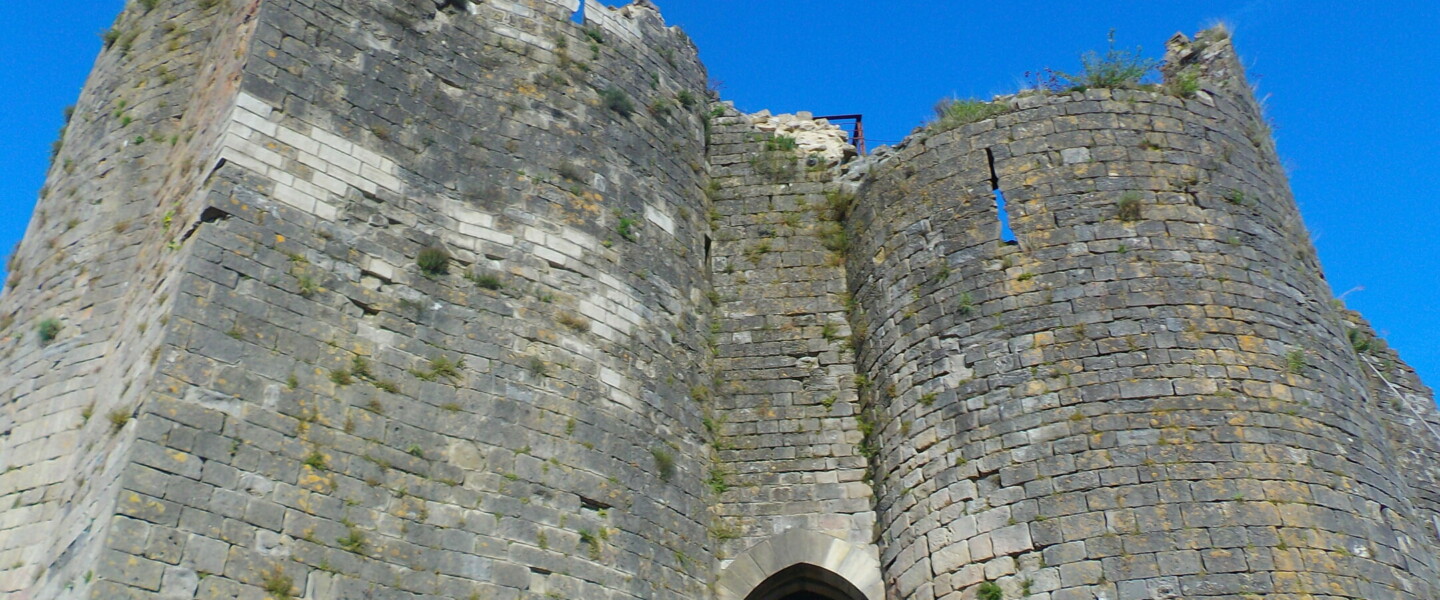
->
[3, 1, 1437, 389]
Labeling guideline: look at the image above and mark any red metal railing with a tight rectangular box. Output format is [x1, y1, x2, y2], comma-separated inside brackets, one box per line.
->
[814, 114, 865, 155]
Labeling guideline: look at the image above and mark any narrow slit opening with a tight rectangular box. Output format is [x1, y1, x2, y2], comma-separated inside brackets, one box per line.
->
[571, 1, 586, 24]
[994, 189, 1017, 244]
[350, 297, 380, 317]
[580, 496, 611, 512]
[985, 148, 1017, 244]
[199, 207, 231, 223]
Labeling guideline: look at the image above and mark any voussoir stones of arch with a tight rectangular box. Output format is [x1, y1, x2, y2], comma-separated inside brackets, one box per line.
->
[716, 529, 883, 600]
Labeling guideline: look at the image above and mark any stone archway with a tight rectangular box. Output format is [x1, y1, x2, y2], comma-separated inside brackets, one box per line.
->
[742, 563, 868, 600]
[715, 529, 882, 600]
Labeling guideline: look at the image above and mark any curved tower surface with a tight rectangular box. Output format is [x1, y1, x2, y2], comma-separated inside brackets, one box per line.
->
[0, 2, 1436, 600]
[844, 30, 1440, 600]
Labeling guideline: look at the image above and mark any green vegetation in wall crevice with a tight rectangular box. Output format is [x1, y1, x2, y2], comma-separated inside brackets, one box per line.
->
[1116, 191, 1143, 222]
[814, 189, 855, 264]
[261, 567, 295, 600]
[36, 318, 63, 344]
[416, 246, 450, 277]
[1031, 30, 1160, 93]
[928, 98, 1013, 134]
[600, 86, 635, 117]
[750, 134, 800, 182]
[650, 446, 676, 481]
[924, 29, 1212, 139]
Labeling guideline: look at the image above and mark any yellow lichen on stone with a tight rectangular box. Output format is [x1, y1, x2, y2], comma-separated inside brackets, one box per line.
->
[1237, 335, 1265, 353]
[298, 468, 333, 493]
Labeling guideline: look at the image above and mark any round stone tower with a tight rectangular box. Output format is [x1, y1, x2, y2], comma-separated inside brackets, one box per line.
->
[844, 28, 1440, 600]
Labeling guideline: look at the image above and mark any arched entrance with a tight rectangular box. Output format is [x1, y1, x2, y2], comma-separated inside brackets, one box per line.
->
[715, 529, 882, 600]
[743, 563, 868, 600]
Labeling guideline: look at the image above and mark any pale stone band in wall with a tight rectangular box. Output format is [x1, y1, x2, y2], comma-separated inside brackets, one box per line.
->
[716, 529, 883, 600]
[219, 92, 402, 220]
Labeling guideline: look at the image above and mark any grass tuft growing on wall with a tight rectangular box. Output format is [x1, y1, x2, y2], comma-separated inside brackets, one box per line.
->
[261, 568, 295, 600]
[1045, 30, 1158, 92]
[36, 318, 62, 343]
[416, 246, 450, 276]
[650, 446, 676, 481]
[600, 87, 634, 116]
[929, 97, 1011, 133]
[1117, 192, 1143, 222]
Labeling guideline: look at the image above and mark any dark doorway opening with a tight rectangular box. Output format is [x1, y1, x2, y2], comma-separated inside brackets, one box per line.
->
[743, 564, 868, 600]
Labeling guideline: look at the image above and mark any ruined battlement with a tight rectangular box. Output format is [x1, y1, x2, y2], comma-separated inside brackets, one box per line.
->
[1, 2, 1437, 599]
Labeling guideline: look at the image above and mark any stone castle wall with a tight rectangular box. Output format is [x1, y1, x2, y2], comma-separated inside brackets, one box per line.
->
[845, 30, 1440, 599]
[704, 109, 881, 599]
[9, 0, 725, 598]
[2, 3, 1438, 600]
[0, 0, 264, 596]
[135, 0, 722, 598]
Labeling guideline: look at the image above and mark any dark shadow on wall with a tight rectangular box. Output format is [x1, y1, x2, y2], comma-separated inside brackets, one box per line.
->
[743, 564, 868, 600]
